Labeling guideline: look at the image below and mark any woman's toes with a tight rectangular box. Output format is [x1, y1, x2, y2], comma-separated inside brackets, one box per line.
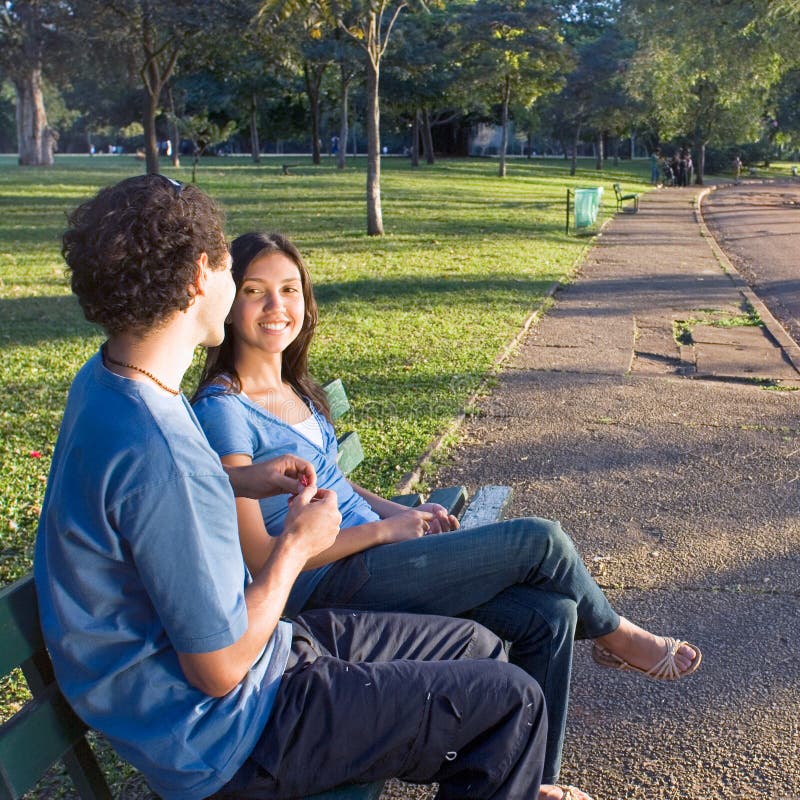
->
[675, 642, 698, 672]
[539, 784, 594, 800]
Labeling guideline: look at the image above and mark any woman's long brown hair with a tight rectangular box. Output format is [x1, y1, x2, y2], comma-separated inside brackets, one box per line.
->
[194, 232, 331, 420]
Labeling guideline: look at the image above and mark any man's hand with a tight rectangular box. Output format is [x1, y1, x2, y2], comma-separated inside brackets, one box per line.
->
[281, 486, 342, 561]
[224, 455, 316, 499]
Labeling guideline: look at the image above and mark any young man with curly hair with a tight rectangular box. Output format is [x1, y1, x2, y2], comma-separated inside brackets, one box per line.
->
[34, 174, 552, 800]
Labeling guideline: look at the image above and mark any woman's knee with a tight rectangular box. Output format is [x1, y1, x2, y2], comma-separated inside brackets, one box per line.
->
[534, 592, 578, 638]
[509, 516, 577, 559]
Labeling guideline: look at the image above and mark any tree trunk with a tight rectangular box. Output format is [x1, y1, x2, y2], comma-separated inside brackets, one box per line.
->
[422, 107, 435, 165]
[14, 68, 54, 166]
[305, 63, 324, 166]
[140, 2, 181, 175]
[365, 58, 383, 236]
[595, 132, 603, 170]
[411, 109, 420, 167]
[498, 75, 510, 178]
[527, 130, 534, 159]
[141, 4, 160, 175]
[144, 88, 160, 174]
[694, 140, 706, 185]
[338, 67, 349, 170]
[250, 93, 261, 165]
[166, 84, 180, 167]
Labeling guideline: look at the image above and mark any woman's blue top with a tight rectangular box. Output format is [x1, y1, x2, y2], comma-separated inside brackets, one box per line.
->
[193, 384, 379, 615]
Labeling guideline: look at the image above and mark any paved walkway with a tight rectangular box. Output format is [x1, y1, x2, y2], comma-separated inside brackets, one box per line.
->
[432, 185, 800, 800]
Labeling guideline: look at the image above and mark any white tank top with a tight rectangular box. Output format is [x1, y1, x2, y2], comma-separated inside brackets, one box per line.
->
[292, 414, 324, 448]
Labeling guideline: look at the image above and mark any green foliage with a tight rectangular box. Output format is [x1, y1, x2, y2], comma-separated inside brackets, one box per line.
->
[621, 0, 785, 155]
[457, 0, 568, 107]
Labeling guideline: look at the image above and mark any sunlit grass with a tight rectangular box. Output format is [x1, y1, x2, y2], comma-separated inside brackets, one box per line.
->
[0, 153, 653, 587]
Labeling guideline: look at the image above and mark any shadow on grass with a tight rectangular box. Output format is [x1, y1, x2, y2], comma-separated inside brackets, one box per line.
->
[295, 218, 588, 251]
[1, 273, 558, 348]
[313, 274, 557, 305]
[0, 295, 96, 346]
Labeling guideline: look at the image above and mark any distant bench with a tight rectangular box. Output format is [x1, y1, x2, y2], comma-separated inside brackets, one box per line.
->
[0, 382, 511, 800]
[613, 182, 640, 213]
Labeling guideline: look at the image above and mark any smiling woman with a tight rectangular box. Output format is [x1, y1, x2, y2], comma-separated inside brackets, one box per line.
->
[234, 255, 306, 367]
[196, 231, 329, 418]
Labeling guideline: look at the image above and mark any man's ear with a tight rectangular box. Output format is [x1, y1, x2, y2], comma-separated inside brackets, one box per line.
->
[189, 252, 210, 298]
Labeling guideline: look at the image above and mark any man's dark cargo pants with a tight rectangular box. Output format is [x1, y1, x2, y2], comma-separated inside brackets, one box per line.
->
[213, 609, 547, 800]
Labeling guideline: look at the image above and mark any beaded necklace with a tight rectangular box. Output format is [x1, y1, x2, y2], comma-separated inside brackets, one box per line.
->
[103, 346, 180, 396]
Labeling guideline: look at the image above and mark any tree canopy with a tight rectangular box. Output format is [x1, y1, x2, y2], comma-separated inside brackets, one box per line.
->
[3, 0, 799, 224]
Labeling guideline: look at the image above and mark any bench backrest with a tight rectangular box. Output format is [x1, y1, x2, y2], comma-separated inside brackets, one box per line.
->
[323, 379, 364, 476]
[613, 182, 622, 197]
[0, 574, 111, 800]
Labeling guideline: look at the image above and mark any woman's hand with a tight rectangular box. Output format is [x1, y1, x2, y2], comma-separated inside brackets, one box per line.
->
[378, 509, 436, 543]
[416, 503, 459, 533]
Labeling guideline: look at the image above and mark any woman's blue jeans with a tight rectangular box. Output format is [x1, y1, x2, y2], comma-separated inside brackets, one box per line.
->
[302, 516, 620, 783]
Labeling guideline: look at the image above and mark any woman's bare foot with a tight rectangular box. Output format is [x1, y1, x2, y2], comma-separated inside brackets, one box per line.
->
[594, 617, 698, 674]
[539, 784, 593, 800]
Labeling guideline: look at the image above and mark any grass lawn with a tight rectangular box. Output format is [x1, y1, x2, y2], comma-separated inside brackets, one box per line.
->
[0, 153, 654, 593]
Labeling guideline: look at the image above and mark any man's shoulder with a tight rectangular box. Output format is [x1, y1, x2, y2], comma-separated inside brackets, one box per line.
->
[61, 354, 225, 489]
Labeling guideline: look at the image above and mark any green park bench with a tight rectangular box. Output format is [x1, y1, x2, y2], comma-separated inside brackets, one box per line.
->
[0, 381, 510, 800]
[613, 182, 639, 213]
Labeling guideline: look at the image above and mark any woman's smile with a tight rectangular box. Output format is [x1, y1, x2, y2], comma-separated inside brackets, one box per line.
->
[258, 319, 292, 332]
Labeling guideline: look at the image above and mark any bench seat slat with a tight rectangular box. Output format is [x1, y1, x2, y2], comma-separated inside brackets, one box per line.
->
[427, 486, 468, 517]
[323, 379, 351, 422]
[336, 431, 365, 476]
[389, 493, 423, 508]
[459, 486, 514, 529]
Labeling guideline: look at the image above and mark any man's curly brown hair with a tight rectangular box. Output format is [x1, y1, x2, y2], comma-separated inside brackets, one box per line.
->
[63, 174, 228, 336]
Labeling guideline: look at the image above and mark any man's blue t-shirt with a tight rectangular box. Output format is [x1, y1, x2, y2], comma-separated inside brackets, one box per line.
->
[192, 385, 379, 615]
[34, 352, 291, 800]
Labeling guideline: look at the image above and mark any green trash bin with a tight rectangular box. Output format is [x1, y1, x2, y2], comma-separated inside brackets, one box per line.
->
[574, 186, 604, 229]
